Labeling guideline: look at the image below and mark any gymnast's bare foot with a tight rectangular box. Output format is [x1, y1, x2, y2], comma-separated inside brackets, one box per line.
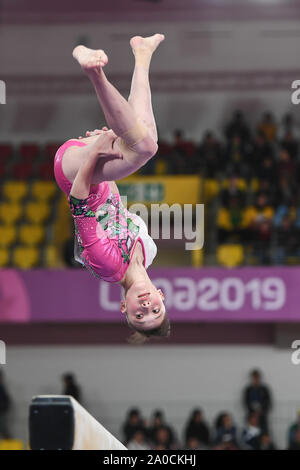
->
[72, 45, 108, 74]
[130, 34, 165, 57]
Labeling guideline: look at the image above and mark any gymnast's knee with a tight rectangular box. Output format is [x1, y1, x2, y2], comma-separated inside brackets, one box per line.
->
[136, 135, 158, 160]
[119, 119, 158, 160]
[118, 134, 158, 164]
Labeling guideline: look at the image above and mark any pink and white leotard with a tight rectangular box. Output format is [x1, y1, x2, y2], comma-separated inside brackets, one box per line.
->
[54, 140, 157, 283]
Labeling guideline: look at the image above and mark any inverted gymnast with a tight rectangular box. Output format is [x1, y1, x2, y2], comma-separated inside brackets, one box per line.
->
[54, 34, 170, 343]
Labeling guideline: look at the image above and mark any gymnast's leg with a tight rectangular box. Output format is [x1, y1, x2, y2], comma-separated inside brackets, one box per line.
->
[72, 43, 156, 158]
[127, 34, 164, 143]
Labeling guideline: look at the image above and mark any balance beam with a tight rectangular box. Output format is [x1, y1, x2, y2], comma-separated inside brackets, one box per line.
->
[29, 395, 127, 450]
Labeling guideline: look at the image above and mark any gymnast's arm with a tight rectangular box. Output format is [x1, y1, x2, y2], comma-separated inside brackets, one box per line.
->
[63, 129, 158, 185]
[69, 133, 123, 199]
[93, 133, 158, 182]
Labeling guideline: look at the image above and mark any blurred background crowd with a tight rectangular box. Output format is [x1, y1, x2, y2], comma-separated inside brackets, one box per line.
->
[151, 111, 300, 266]
[1, 367, 300, 450]
[0, 110, 299, 269]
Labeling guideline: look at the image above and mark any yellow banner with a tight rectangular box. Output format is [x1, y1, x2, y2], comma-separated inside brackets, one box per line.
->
[117, 176, 202, 205]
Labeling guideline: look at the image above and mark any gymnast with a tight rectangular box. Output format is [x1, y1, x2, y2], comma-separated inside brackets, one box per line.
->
[54, 34, 170, 343]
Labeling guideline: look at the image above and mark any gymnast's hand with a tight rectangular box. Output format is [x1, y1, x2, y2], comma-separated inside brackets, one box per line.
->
[93, 129, 122, 160]
[78, 126, 109, 139]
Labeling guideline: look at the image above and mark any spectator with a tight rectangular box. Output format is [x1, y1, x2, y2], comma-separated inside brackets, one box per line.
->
[241, 412, 261, 450]
[127, 429, 150, 450]
[0, 370, 11, 439]
[277, 149, 296, 183]
[220, 175, 245, 207]
[197, 131, 223, 177]
[253, 219, 272, 264]
[282, 113, 296, 136]
[249, 131, 274, 175]
[212, 441, 239, 450]
[217, 196, 246, 243]
[184, 408, 210, 448]
[243, 369, 272, 432]
[273, 212, 299, 264]
[186, 437, 200, 450]
[244, 193, 274, 264]
[295, 204, 300, 231]
[273, 202, 295, 229]
[257, 112, 277, 142]
[273, 176, 296, 208]
[254, 179, 276, 208]
[62, 372, 81, 402]
[122, 408, 146, 445]
[224, 134, 249, 177]
[148, 410, 176, 449]
[287, 410, 300, 447]
[259, 433, 276, 450]
[225, 110, 251, 143]
[288, 428, 300, 450]
[153, 425, 175, 450]
[172, 129, 196, 174]
[281, 131, 298, 160]
[257, 156, 277, 183]
[153, 138, 171, 175]
[214, 412, 239, 448]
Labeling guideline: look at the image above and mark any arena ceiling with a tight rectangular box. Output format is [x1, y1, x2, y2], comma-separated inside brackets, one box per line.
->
[1, 0, 300, 24]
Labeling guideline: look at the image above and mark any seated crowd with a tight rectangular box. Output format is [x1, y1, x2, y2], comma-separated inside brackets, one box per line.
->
[142, 110, 300, 266]
[0, 368, 299, 450]
[122, 406, 300, 451]
[0, 111, 299, 267]
[119, 369, 298, 450]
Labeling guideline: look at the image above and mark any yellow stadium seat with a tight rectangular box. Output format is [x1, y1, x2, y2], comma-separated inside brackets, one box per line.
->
[204, 179, 219, 202]
[31, 181, 57, 202]
[44, 244, 60, 268]
[191, 248, 204, 267]
[13, 246, 40, 269]
[217, 244, 244, 268]
[0, 439, 24, 450]
[0, 248, 10, 267]
[0, 225, 17, 247]
[19, 224, 45, 246]
[25, 201, 50, 224]
[2, 181, 28, 202]
[0, 202, 22, 224]
[250, 178, 259, 192]
[155, 160, 167, 175]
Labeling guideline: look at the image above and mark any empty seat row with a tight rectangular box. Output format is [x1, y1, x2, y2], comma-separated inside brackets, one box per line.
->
[0, 201, 51, 224]
[0, 224, 46, 247]
[0, 245, 59, 269]
[0, 202, 54, 225]
[13, 246, 40, 269]
[0, 142, 62, 163]
[0, 144, 13, 163]
[1, 181, 57, 202]
[0, 162, 54, 180]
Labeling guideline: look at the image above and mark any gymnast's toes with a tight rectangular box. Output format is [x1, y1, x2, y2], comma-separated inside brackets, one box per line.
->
[72, 45, 108, 70]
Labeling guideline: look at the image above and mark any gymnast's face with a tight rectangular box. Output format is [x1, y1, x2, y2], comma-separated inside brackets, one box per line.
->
[121, 284, 166, 331]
